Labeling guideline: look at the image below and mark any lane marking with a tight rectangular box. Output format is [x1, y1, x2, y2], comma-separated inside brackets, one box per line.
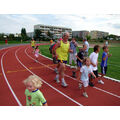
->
[15, 48, 83, 106]
[94, 87, 120, 98]
[1, 49, 22, 106]
[25, 47, 120, 99]
[0, 64, 56, 76]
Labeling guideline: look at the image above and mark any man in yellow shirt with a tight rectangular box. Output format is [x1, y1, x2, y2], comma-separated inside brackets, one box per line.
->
[31, 38, 36, 52]
[54, 32, 73, 87]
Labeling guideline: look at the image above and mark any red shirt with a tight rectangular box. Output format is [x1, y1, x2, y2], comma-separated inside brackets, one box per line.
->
[52, 44, 56, 50]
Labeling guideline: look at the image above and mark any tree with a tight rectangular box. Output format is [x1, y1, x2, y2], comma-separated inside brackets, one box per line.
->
[34, 29, 42, 41]
[8, 34, 14, 41]
[0, 33, 5, 41]
[21, 28, 28, 41]
[86, 35, 91, 41]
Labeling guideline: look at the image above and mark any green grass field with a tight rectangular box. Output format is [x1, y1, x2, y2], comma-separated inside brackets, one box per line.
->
[0, 40, 49, 45]
[39, 44, 120, 80]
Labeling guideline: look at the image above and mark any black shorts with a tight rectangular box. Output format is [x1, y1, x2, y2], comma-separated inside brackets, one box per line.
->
[58, 60, 67, 64]
[90, 70, 98, 79]
[93, 70, 98, 78]
[32, 46, 35, 49]
[101, 66, 107, 75]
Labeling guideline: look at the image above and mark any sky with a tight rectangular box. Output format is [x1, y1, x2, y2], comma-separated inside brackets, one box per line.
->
[0, 14, 120, 35]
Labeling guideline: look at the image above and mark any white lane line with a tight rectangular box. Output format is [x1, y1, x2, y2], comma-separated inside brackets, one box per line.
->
[15, 48, 83, 106]
[25, 47, 120, 99]
[93, 87, 120, 98]
[1, 49, 22, 106]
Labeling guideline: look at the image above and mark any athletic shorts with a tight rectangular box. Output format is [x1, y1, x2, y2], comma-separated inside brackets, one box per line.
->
[32, 46, 35, 49]
[58, 60, 67, 64]
[90, 70, 98, 79]
[101, 66, 107, 75]
[81, 80, 89, 87]
[93, 70, 98, 78]
[35, 54, 39, 58]
[77, 61, 82, 67]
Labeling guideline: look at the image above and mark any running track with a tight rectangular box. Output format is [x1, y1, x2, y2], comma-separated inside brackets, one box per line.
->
[0, 44, 120, 106]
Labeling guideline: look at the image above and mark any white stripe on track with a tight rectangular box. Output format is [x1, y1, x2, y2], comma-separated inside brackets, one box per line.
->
[25, 47, 120, 99]
[93, 87, 120, 98]
[15, 48, 83, 106]
[1, 49, 22, 106]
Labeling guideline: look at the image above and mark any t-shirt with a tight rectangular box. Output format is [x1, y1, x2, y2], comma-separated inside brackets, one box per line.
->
[52, 44, 56, 50]
[56, 40, 69, 61]
[84, 41, 89, 52]
[31, 40, 35, 46]
[105, 41, 108, 46]
[101, 52, 108, 67]
[77, 50, 85, 62]
[80, 65, 93, 81]
[70, 41, 77, 54]
[25, 89, 47, 106]
[35, 49, 39, 55]
[89, 52, 99, 71]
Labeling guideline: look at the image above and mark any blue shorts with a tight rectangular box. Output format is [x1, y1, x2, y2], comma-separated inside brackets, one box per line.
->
[77, 61, 82, 67]
[58, 60, 67, 64]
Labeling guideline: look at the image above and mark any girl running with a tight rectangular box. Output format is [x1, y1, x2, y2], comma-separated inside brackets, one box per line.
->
[34, 46, 40, 62]
[77, 58, 96, 98]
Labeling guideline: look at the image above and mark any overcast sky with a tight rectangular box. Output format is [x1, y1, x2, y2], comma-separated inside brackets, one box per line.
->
[0, 14, 120, 35]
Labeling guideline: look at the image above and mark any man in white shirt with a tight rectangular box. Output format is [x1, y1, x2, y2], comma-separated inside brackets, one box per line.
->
[89, 45, 104, 86]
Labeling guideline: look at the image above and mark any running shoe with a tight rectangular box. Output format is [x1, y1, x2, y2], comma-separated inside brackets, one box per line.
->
[61, 81, 68, 87]
[54, 78, 60, 83]
[83, 92, 88, 98]
[89, 81, 94, 87]
[98, 80, 104, 84]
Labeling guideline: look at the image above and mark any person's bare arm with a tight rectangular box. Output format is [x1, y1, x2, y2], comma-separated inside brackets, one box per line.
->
[76, 55, 83, 62]
[91, 72, 96, 78]
[54, 41, 60, 57]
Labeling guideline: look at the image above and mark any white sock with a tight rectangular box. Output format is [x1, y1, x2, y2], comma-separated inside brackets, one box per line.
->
[61, 78, 65, 83]
[56, 74, 59, 79]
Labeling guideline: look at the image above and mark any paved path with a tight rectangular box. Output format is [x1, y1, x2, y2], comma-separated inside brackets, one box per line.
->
[0, 44, 29, 50]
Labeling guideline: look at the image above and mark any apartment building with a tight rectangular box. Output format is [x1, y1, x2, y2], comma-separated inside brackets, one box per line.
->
[34, 24, 72, 39]
[90, 30, 109, 39]
[72, 30, 89, 39]
[27, 32, 34, 38]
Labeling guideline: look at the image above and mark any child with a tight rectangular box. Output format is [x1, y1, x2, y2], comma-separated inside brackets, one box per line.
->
[72, 44, 87, 78]
[69, 38, 78, 68]
[23, 75, 48, 106]
[89, 45, 104, 86]
[77, 58, 96, 98]
[100, 46, 112, 79]
[31, 38, 36, 53]
[34, 46, 40, 62]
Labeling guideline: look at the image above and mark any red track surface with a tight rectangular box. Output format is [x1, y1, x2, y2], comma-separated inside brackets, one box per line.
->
[0, 44, 120, 106]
